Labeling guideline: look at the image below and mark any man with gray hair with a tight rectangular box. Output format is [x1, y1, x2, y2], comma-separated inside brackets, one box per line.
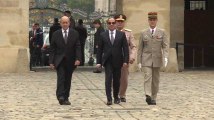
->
[49, 16, 81, 105]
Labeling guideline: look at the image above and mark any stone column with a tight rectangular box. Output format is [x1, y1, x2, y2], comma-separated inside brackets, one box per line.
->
[95, 0, 110, 12]
[109, 0, 116, 12]
[123, 0, 170, 72]
[170, 0, 184, 71]
[0, 0, 29, 73]
[116, 0, 123, 14]
[95, 0, 103, 12]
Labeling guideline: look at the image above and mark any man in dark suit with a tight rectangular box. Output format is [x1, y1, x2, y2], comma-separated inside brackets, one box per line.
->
[49, 18, 61, 44]
[96, 18, 129, 105]
[49, 16, 81, 105]
[29, 23, 36, 70]
[75, 19, 87, 66]
[33, 23, 43, 66]
[93, 19, 105, 73]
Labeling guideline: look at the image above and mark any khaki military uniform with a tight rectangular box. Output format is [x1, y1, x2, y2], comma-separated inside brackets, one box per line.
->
[137, 28, 169, 100]
[119, 28, 137, 98]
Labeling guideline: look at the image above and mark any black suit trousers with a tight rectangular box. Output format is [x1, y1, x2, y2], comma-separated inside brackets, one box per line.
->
[80, 43, 85, 65]
[56, 58, 74, 100]
[104, 59, 121, 101]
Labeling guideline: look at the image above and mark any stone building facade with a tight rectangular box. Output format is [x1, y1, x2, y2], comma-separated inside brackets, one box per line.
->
[0, 0, 184, 72]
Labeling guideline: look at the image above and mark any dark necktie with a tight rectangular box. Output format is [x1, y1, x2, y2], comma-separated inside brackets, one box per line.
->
[64, 30, 67, 44]
[110, 31, 114, 44]
[151, 29, 154, 37]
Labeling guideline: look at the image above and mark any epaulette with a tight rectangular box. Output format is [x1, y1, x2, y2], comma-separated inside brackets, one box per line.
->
[124, 28, 132, 32]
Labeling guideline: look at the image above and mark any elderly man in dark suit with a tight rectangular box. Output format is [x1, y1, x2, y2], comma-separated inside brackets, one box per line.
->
[96, 18, 129, 105]
[49, 16, 81, 105]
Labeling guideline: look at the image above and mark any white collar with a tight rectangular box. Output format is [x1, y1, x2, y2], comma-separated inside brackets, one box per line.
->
[109, 29, 116, 34]
[62, 28, 69, 33]
[149, 27, 157, 33]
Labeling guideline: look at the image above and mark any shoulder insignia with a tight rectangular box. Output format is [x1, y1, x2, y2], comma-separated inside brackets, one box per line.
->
[124, 28, 132, 32]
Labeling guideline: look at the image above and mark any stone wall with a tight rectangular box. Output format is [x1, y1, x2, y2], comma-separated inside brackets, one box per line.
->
[0, 0, 29, 73]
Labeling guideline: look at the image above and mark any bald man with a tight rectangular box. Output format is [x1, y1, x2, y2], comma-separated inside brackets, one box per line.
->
[49, 16, 81, 105]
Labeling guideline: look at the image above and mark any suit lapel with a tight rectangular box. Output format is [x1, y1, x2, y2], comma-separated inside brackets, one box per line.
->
[114, 30, 120, 46]
[59, 31, 66, 45]
[67, 29, 73, 44]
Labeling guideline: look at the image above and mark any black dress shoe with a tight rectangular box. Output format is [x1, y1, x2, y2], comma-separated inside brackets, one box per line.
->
[120, 97, 126, 102]
[106, 100, 112, 105]
[58, 96, 65, 105]
[63, 100, 71, 105]
[93, 69, 102, 73]
[114, 98, 120, 104]
[145, 95, 152, 105]
[150, 100, 156, 105]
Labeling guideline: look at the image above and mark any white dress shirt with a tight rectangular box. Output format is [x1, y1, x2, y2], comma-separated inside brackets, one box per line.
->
[150, 27, 156, 35]
[109, 29, 116, 39]
[62, 28, 69, 38]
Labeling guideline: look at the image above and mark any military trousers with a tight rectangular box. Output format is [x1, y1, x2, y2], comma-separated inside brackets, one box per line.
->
[119, 66, 129, 98]
[142, 67, 160, 100]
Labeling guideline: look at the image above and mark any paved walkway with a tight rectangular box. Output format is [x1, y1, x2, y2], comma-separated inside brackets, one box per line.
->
[0, 69, 214, 120]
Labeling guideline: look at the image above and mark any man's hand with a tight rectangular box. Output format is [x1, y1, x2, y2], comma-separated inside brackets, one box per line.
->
[123, 63, 128, 68]
[42, 44, 47, 48]
[36, 45, 40, 48]
[129, 58, 135, 64]
[164, 58, 168, 67]
[96, 45, 98, 48]
[50, 64, 55, 70]
[74, 60, 80, 66]
[96, 64, 101, 68]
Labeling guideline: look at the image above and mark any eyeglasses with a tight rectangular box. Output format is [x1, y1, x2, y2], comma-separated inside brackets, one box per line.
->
[107, 22, 116, 25]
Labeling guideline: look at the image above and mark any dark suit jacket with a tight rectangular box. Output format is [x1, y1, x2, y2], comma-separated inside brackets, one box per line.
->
[49, 23, 61, 44]
[75, 25, 87, 45]
[35, 28, 43, 47]
[97, 30, 129, 68]
[69, 17, 76, 28]
[49, 28, 81, 69]
[29, 30, 35, 52]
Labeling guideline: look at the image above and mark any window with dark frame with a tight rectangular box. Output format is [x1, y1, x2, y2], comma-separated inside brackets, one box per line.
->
[185, 0, 208, 10]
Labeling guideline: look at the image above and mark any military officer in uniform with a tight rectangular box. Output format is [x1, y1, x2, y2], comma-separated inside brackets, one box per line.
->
[137, 12, 169, 105]
[114, 14, 137, 102]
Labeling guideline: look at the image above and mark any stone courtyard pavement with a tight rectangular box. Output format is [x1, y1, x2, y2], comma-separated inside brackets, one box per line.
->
[0, 68, 214, 120]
